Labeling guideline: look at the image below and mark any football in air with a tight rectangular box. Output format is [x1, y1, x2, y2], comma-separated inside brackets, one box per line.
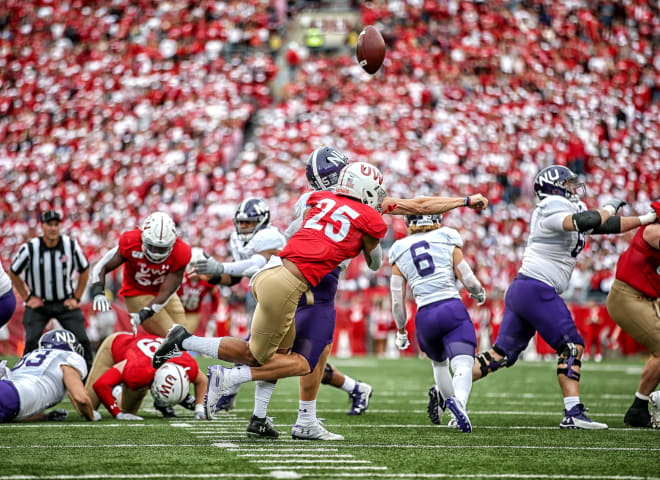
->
[356, 26, 386, 74]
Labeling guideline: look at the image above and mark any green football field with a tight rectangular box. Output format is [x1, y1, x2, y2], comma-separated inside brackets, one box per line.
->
[1, 355, 659, 480]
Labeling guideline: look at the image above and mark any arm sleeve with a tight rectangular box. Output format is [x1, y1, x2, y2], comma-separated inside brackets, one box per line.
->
[10, 243, 30, 275]
[539, 212, 568, 233]
[93, 367, 123, 417]
[222, 254, 267, 277]
[590, 215, 621, 235]
[390, 275, 407, 330]
[91, 246, 119, 284]
[456, 260, 482, 295]
[367, 244, 382, 271]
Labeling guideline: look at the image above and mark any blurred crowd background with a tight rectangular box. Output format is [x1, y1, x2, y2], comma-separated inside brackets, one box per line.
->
[1, 0, 658, 358]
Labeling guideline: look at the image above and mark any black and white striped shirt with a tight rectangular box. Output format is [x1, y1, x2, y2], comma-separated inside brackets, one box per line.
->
[10, 235, 89, 302]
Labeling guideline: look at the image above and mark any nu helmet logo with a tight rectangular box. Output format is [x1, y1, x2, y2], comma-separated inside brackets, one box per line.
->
[537, 168, 560, 186]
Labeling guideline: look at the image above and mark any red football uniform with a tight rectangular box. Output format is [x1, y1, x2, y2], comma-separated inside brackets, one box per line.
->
[110, 333, 199, 390]
[615, 226, 660, 298]
[93, 333, 199, 416]
[118, 229, 192, 297]
[177, 273, 220, 314]
[279, 191, 387, 286]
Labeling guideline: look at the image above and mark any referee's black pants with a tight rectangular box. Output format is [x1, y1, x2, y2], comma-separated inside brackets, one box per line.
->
[23, 302, 93, 372]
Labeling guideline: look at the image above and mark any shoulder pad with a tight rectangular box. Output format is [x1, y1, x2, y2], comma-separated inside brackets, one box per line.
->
[388, 240, 404, 265]
[440, 227, 464, 248]
[537, 196, 575, 216]
[251, 227, 286, 253]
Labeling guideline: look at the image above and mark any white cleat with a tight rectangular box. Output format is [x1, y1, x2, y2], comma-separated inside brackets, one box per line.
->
[559, 403, 608, 430]
[292, 419, 344, 440]
[204, 365, 234, 420]
[649, 391, 660, 429]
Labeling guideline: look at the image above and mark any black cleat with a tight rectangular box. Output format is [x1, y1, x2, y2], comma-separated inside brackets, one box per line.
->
[624, 406, 652, 428]
[154, 401, 177, 418]
[246, 415, 280, 439]
[427, 385, 446, 425]
[152, 325, 192, 369]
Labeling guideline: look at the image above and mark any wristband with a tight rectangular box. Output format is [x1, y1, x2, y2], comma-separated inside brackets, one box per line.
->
[90, 282, 105, 297]
[464, 196, 471, 206]
[26, 293, 33, 303]
[74, 296, 81, 303]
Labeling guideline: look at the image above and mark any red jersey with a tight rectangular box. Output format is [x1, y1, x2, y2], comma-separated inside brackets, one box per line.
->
[279, 191, 387, 286]
[615, 226, 660, 298]
[118, 229, 191, 297]
[111, 333, 199, 390]
[177, 272, 220, 314]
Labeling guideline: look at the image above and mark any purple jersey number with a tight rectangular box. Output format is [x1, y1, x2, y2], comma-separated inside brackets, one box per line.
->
[411, 241, 435, 277]
[12, 350, 54, 370]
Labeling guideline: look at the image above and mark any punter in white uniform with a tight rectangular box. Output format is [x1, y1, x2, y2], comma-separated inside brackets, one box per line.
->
[0, 262, 16, 328]
[389, 214, 486, 433]
[0, 329, 96, 422]
[471, 164, 657, 430]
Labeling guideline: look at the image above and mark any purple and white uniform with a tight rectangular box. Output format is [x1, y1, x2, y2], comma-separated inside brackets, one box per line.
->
[389, 227, 477, 362]
[0, 348, 87, 422]
[287, 192, 341, 370]
[0, 263, 16, 328]
[495, 196, 585, 364]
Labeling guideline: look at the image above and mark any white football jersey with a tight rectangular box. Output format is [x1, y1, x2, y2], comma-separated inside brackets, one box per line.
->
[0, 262, 11, 296]
[229, 226, 286, 262]
[389, 227, 464, 308]
[519, 196, 587, 294]
[9, 348, 87, 420]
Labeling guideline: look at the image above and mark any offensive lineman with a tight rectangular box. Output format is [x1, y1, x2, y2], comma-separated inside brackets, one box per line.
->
[471, 165, 657, 429]
[0, 329, 96, 422]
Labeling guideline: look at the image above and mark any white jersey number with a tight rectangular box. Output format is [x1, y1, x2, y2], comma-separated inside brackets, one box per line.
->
[304, 198, 359, 243]
[136, 338, 163, 359]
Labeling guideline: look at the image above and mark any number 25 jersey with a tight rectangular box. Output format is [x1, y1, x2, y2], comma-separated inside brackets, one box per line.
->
[279, 191, 387, 286]
[118, 229, 192, 297]
[389, 227, 464, 308]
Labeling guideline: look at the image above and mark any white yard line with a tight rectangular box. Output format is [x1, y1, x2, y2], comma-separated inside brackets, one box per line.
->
[0, 474, 656, 480]
[251, 460, 372, 464]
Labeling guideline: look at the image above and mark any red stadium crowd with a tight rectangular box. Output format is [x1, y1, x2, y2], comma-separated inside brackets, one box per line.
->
[1, 0, 658, 356]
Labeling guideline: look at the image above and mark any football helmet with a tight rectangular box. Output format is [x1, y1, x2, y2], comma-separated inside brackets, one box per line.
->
[305, 146, 350, 191]
[234, 197, 270, 242]
[335, 162, 386, 212]
[150, 363, 190, 407]
[405, 214, 443, 228]
[38, 329, 84, 357]
[141, 211, 177, 263]
[533, 165, 585, 203]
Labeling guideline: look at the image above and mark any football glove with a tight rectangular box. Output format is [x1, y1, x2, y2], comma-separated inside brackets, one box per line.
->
[603, 199, 626, 215]
[191, 256, 224, 276]
[92, 410, 102, 422]
[91, 282, 111, 312]
[395, 330, 410, 350]
[194, 404, 206, 420]
[129, 307, 154, 335]
[179, 394, 196, 411]
[46, 409, 68, 422]
[639, 210, 657, 225]
[470, 287, 487, 306]
[116, 412, 143, 421]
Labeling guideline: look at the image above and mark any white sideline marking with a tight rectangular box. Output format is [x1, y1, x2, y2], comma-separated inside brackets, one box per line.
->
[231, 449, 340, 453]
[230, 409, 623, 417]
[277, 444, 660, 452]
[252, 460, 371, 464]
[169, 423, 192, 427]
[0, 475, 655, 480]
[0, 424, 154, 428]
[211, 443, 239, 448]
[258, 467, 388, 471]
[3, 445, 202, 449]
[239, 454, 353, 458]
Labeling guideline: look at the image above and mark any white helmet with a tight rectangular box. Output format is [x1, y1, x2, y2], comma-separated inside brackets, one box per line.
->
[335, 162, 386, 212]
[150, 363, 190, 407]
[141, 211, 177, 263]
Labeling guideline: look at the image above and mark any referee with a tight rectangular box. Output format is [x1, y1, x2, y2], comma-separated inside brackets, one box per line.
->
[9, 210, 93, 369]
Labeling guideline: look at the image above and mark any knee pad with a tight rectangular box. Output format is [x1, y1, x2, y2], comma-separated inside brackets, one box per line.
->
[556, 342, 582, 381]
[476, 345, 509, 378]
[321, 363, 334, 385]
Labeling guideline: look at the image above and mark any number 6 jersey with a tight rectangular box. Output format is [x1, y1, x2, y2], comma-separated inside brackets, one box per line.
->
[279, 191, 387, 286]
[8, 349, 87, 420]
[389, 227, 464, 307]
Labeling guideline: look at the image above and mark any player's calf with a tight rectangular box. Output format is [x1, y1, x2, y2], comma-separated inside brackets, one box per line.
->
[556, 343, 582, 382]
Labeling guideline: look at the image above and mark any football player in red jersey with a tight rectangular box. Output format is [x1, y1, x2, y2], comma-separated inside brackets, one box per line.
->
[606, 202, 660, 428]
[84, 332, 207, 420]
[89, 211, 192, 337]
[154, 162, 389, 419]
[178, 248, 221, 335]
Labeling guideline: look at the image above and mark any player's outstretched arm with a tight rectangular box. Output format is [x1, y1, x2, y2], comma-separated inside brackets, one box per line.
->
[62, 365, 96, 421]
[90, 247, 125, 312]
[192, 370, 208, 419]
[382, 193, 488, 216]
[129, 268, 185, 333]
